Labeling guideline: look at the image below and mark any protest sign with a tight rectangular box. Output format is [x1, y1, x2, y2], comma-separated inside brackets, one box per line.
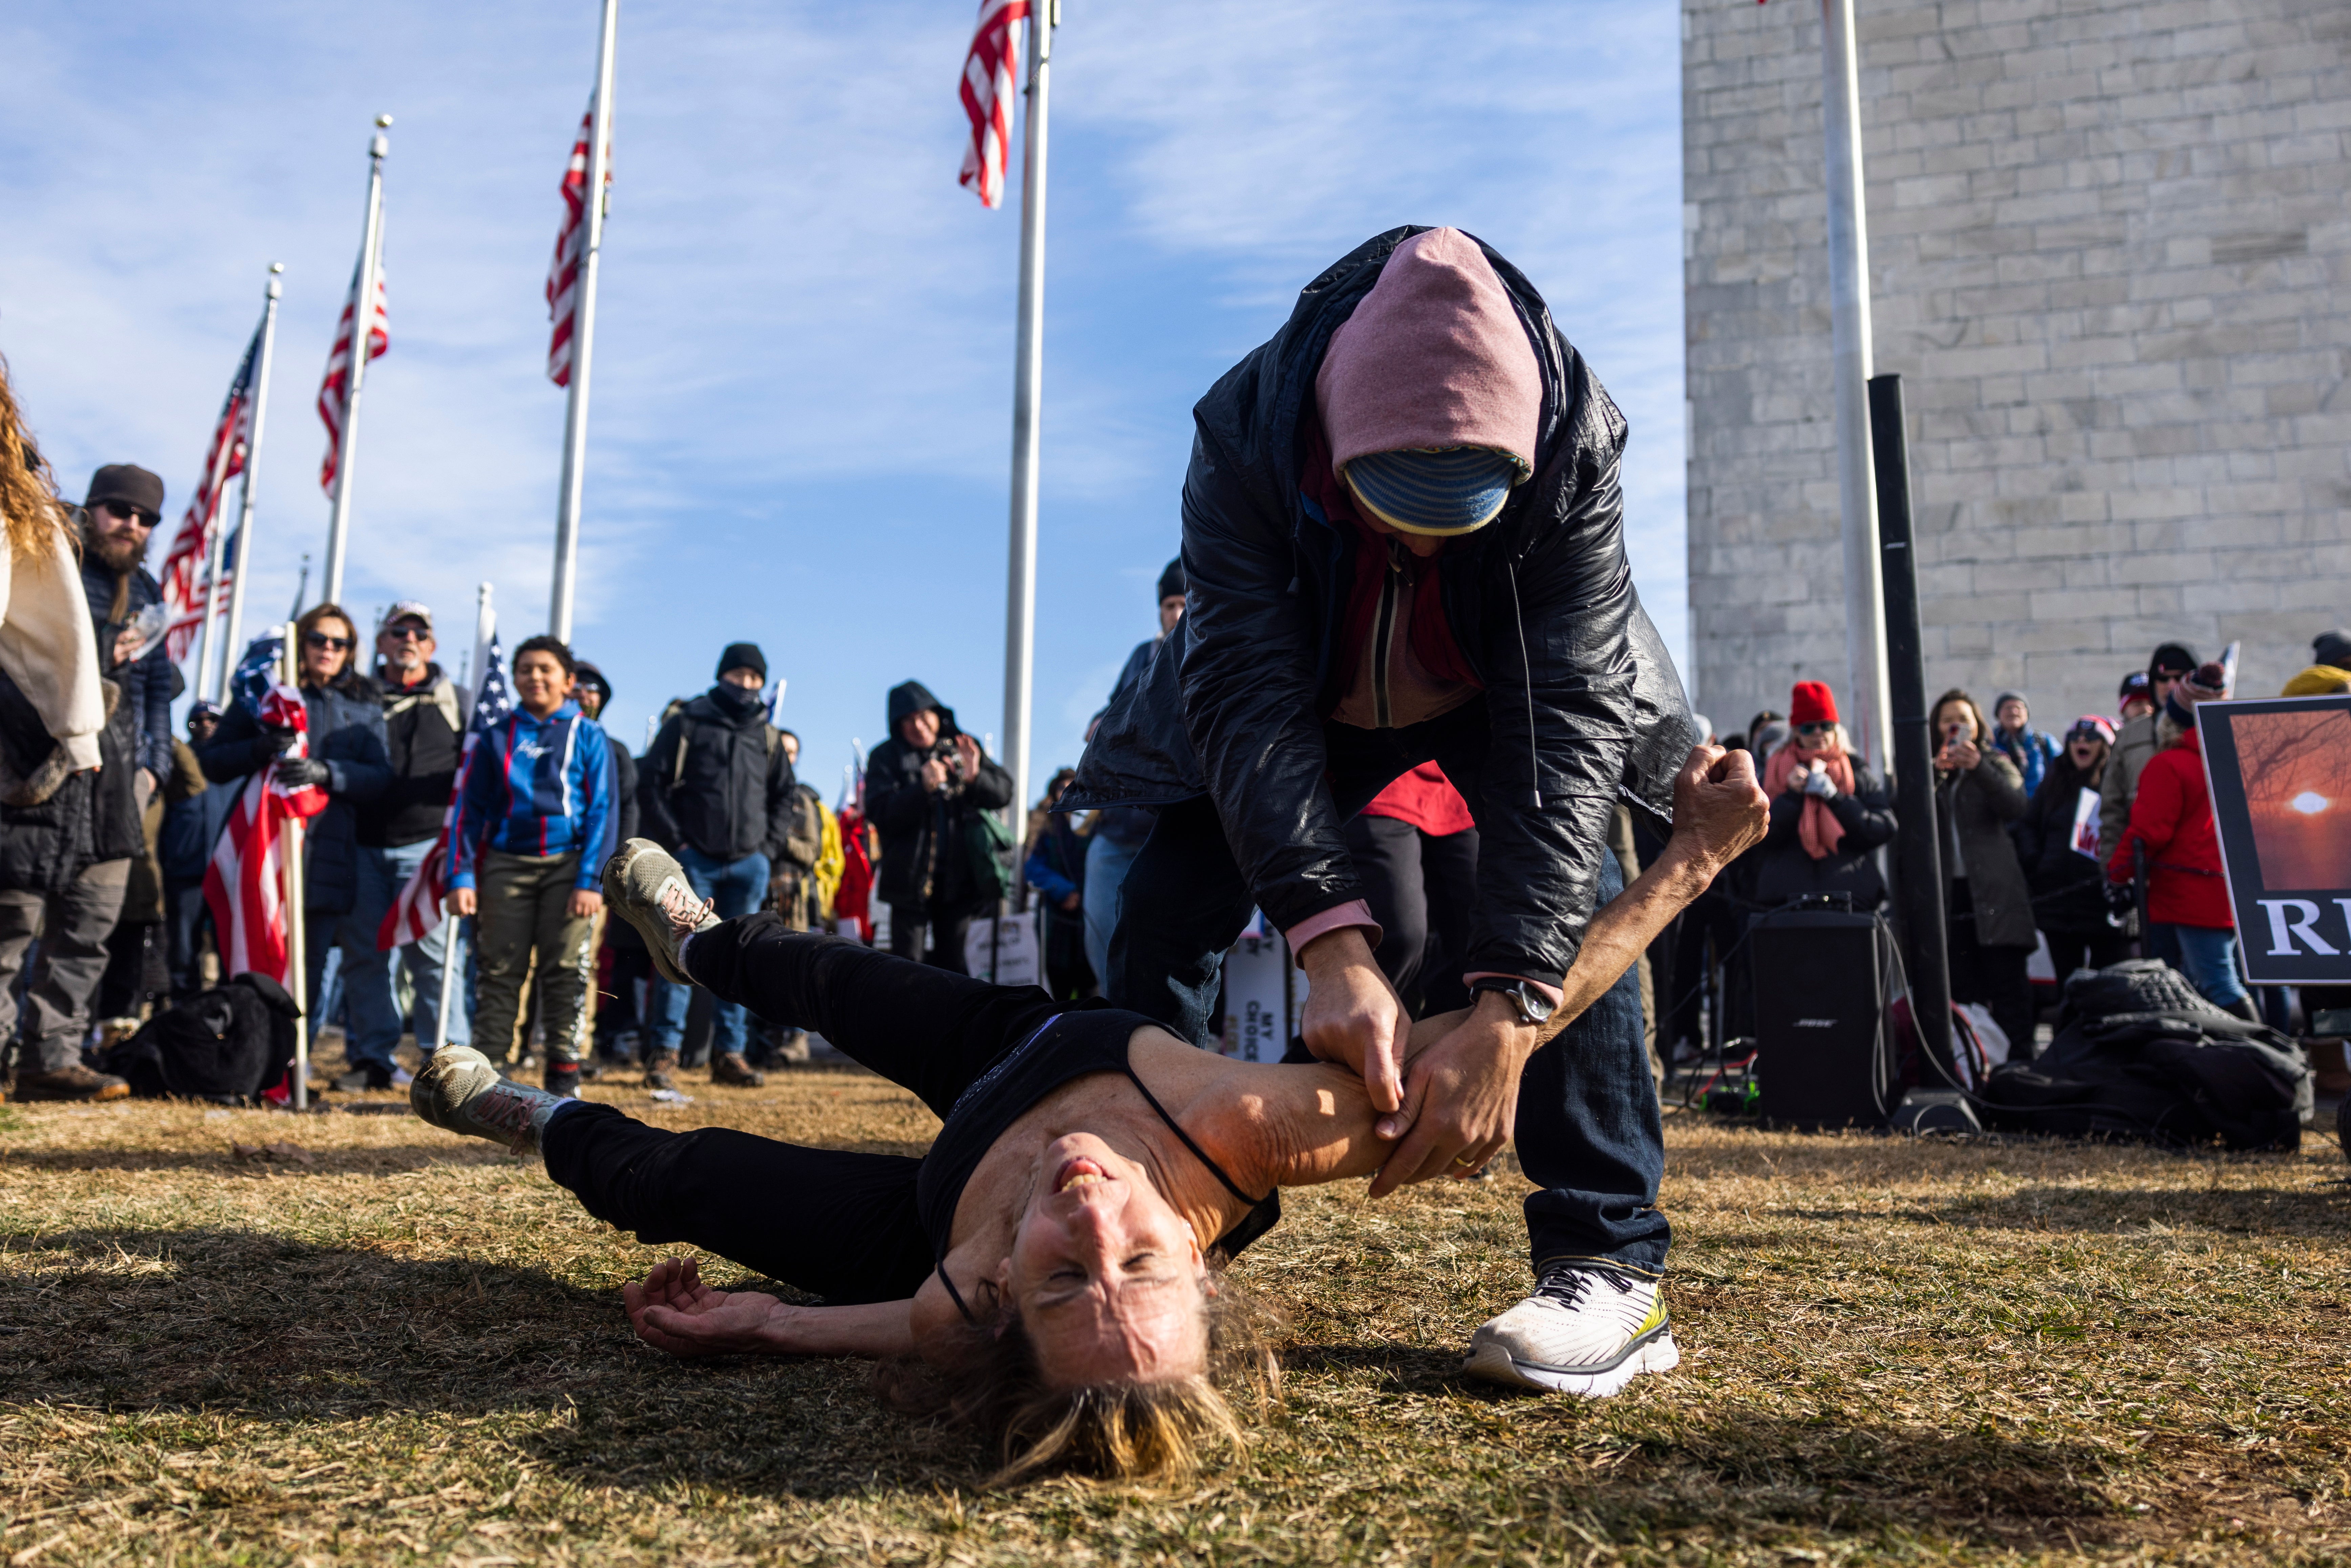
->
[2195, 694, 2351, 984]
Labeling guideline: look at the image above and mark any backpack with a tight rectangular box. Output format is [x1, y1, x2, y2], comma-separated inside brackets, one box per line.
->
[1980, 965, 2310, 1150]
[97, 973, 302, 1104]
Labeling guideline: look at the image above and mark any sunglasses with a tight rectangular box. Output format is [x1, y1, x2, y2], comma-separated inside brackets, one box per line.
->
[95, 499, 156, 527]
[304, 632, 354, 651]
[383, 624, 431, 641]
[1794, 721, 1835, 735]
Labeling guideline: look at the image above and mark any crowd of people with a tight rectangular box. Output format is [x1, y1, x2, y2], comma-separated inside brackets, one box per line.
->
[1665, 640, 2351, 1090]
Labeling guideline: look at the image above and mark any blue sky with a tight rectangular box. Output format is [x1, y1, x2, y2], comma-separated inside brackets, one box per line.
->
[0, 0, 1686, 802]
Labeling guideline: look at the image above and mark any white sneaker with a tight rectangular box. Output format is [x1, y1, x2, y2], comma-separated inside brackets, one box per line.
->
[1463, 1262, 1679, 1397]
[390, 1068, 414, 1091]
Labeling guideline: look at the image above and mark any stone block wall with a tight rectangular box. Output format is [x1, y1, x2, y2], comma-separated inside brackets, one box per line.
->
[1684, 0, 2351, 743]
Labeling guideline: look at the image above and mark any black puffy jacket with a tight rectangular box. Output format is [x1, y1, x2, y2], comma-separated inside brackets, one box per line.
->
[2017, 756, 2109, 932]
[197, 673, 391, 915]
[868, 681, 1013, 913]
[1063, 227, 1695, 988]
[1752, 763, 1897, 912]
[638, 682, 794, 864]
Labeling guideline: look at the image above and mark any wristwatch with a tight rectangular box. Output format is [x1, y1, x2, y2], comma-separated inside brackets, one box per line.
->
[1470, 977, 1556, 1028]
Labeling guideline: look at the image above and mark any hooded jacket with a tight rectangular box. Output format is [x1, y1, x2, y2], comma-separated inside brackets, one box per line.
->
[639, 681, 796, 864]
[867, 680, 1014, 912]
[2107, 722, 2230, 929]
[1062, 227, 1694, 987]
[448, 698, 616, 891]
[197, 670, 391, 915]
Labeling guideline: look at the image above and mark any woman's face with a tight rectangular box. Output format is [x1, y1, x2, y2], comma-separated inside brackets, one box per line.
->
[998, 1132, 1211, 1390]
[301, 618, 354, 684]
[2069, 735, 2108, 772]
[1934, 700, 1978, 745]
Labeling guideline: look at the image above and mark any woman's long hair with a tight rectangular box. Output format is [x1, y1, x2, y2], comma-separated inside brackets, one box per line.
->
[1930, 688, 1991, 748]
[0, 350, 66, 564]
[879, 1268, 1281, 1487]
[293, 602, 361, 690]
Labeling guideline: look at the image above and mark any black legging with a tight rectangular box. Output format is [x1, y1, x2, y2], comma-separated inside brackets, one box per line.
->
[541, 915, 1064, 1303]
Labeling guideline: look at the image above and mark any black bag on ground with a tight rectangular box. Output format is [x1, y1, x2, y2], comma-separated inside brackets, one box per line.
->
[97, 974, 302, 1104]
[1981, 965, 2309, 1149]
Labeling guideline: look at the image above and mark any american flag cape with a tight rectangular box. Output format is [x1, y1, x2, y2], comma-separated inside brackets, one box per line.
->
[202, 656, 331, 985]
[546, 101, 611, 387]
[958, 0, 1031, 208]
[317, 260, 389, 494]
[378, 635, 514, 950]
[158, 323, 263, 664]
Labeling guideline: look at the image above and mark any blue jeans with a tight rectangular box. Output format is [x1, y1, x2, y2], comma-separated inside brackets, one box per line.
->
[1108, 713, 1669, 1278]
[1082, 831, 1143, 986]
[322, 839, 471, 1070]
[2156, 922, 2248, 1011]
[650, 846, 770, 1059]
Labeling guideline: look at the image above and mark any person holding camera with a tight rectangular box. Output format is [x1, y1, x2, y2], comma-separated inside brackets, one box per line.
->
[1751, 681, 1895, 914]
[637, 643, 796, 1089]
[866, 680, 1012, 974]
[1929, 688, 2035, 1058]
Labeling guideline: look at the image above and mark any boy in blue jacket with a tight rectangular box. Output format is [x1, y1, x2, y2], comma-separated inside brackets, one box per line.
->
[449, 636, 617, 1095]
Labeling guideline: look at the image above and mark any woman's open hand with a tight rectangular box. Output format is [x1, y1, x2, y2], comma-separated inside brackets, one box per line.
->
[623, 1256, 788, 1358]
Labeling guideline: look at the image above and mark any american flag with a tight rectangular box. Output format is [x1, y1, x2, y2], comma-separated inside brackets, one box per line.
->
[378, 634, 514, 950]
[202, 656, 331, 986]
[958, 0, 1031, 209]
[158, 322, 263, 664]
[546, 101, 611, 387]
[317, 260, 389, 494]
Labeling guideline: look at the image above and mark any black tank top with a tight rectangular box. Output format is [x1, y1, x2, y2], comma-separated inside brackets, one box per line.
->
[914, 1004, 1282, 1322]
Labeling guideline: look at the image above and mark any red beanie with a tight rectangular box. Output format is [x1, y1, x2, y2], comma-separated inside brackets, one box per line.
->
[1790, 681, 1839, 727]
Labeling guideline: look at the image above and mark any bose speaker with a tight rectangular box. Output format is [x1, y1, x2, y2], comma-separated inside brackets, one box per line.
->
[1750, 904, 1892, 1130]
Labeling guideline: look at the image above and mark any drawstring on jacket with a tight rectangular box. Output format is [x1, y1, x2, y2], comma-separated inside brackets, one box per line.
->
[1508, 559, 1539, 811]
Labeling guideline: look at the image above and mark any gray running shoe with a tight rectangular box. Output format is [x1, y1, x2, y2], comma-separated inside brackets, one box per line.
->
[602, 838, 721, 985]
[411, 1044, 569, 1155]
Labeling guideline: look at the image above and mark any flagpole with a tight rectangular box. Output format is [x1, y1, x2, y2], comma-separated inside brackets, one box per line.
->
[322, 116, 391, 610]
[549, 0, 618, 645]
[1000, 0, 1054, 838]
[279, 625, 310, 1112]
[190, 427, 239, 704]
[217, 265, 284, 704]
[1821, 0, 1890, 775]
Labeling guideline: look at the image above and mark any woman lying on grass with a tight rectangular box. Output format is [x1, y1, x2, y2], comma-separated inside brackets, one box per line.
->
[411, 746, 1764, 1482]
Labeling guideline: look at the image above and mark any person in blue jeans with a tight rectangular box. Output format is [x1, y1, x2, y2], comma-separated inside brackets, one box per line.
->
[1063, 228, 1740, 1396]
[1082, 558, 1185, 984]
[637, 642, 797, 1090]
[336, 601, 471, 1090]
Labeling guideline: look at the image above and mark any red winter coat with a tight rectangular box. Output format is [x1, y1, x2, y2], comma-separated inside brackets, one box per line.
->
[2106, 726, 2231, 929]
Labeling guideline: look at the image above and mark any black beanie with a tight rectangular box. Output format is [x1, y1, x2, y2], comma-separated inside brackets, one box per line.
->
[716, 642, 767, 682]
[2148, 642, 2198, 678]
[1157, 557, 1186, 603]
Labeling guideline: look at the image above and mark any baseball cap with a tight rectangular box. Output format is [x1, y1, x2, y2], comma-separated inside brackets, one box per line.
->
[380, 600, 434, 631]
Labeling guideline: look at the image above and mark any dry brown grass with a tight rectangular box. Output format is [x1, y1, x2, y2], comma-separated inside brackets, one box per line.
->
[2, 1059, 2347, 1565]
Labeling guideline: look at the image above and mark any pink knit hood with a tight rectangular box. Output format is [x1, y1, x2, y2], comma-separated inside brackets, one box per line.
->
[1313, 228, 1542, 475]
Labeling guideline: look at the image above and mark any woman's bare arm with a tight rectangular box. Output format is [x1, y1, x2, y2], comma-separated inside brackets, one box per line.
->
[1220, 748, 1768, 1194]
[623, 1257, 916, 1360]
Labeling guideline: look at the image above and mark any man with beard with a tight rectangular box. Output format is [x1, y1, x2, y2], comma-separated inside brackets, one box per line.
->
[336, 601, 470, 1090]
[76, 466, 173, 803]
